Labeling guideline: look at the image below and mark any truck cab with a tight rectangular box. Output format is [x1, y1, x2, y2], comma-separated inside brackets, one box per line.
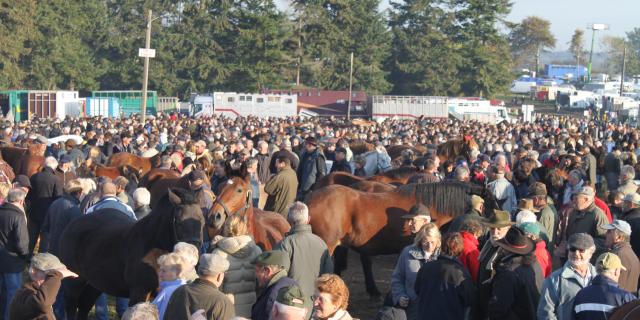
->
[189, 94, 214, 118]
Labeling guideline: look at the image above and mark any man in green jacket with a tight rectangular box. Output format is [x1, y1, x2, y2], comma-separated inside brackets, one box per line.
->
[164, 252, 235, 320]
[277, 202, 333, 297]
[265, 156, 298, 217]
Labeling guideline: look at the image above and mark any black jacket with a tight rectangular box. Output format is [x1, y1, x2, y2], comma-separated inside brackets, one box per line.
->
[42, 194, 81, 256]
[623, 207, 640, 258]
[256, 153, 272, 184]
[29, 167, 63, 222]
[297, 148, 326, 194]
[487, 254, 543, 320]
[415, 255, 476, 320]
[0, 202, 29, 273]
[330, 159, 352, 174]
[251, 273, 298, 320]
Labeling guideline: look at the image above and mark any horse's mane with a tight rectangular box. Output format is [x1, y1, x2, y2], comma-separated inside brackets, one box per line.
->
[400, 181, 497, 218]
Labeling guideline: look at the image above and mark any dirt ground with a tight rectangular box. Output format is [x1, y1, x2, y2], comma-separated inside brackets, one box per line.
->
[342, 252, 399, 319]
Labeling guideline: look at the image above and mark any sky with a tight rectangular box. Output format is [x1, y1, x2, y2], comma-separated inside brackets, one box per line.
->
[275, 0, 639, 51]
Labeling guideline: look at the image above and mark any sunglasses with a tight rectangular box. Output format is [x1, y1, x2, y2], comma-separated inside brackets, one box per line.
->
[569, 247, 586, 252]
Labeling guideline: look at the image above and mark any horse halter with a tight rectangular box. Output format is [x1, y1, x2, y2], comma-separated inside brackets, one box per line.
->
[213, 190, 252, 226]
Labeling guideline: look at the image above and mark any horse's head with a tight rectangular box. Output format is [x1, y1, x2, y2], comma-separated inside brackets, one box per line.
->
[207, 176, 252, 237]
[121, 165, 143, 194]
[166, 188, 205, 248]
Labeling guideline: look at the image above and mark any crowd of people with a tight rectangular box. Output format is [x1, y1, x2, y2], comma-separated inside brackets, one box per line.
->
[1, 111, 640, 319]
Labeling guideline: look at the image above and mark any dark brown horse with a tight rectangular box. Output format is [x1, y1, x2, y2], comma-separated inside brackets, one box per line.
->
[107, 152, 162, 175]
[139, 168, 181, 191]
[611, 300, 640, 320]
[349, 139, 375, 155]
[307, 181, 497, 296]
[146, 175, 188, 208]
[59, 188, 204, 320]
[386, 144, 428, 162]
[437, 138, 479, 163]
[208, 176, 290, 251]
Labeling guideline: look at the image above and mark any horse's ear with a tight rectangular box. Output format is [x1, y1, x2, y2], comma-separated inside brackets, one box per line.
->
[245, 190, 252, 207]
[168, 189, 182, 205]
[121, 166, 129, 175]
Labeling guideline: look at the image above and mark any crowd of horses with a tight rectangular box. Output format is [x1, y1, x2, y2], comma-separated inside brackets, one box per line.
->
[7, 137, 639, 319]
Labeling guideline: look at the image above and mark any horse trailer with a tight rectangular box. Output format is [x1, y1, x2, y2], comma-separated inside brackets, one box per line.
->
[190, 92, 297, 118]
[368, 95, 449, 120]
[0, 90, 80, 122]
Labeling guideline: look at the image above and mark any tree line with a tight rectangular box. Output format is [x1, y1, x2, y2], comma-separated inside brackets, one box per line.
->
[1, 1, 637, 99]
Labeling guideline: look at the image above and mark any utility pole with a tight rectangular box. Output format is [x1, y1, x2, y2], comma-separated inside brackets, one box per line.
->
[587, 23, 608, 83]
[296, 16, 302, 87]
[347, 52, 354, 120]
[620, 46, 626, 97]
[141, 10, 152, 123]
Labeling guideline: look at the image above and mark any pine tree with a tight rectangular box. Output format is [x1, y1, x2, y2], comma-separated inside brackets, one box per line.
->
[0, 0, 37, 89]
[388, 0, 462, 95]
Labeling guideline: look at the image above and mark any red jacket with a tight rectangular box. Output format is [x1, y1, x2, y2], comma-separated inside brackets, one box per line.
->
[459, 231, 480, 283]
[534, 240, 552, 277]
[594, 197, 613, 223]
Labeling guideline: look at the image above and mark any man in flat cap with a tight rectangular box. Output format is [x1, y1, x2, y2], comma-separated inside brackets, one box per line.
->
[270, 286, 311, 320]
[252, 250, 299, 320]
[164, 252, 235, 320]
[296, 137, 326, 201]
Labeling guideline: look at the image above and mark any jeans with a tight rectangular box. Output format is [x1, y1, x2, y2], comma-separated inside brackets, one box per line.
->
[0, 272, 22, 320]
[95, 294, 129, 320]
[53, 282, 65, 320]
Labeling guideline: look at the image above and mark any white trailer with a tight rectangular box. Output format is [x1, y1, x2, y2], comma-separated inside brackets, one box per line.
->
[368, 95, 448, 120]
[448, 104, 513, 124]
[213, 92, 297, 118]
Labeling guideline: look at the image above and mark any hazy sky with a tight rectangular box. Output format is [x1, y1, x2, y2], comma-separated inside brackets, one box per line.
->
[275, 0, 639, 51]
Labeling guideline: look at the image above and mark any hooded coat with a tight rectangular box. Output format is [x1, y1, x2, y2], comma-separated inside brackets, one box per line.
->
[211, 235, 262, 318]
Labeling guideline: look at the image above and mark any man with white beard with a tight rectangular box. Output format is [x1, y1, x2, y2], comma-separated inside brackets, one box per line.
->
[537, 233, 597, 320]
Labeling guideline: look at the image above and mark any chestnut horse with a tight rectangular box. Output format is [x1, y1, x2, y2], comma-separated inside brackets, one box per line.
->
[367, 167, 420, 185]
[94, 165, 143, 194]
[59, 188, 204, 320]
[386, 144, 428, 162]
[611, 300, 640, 320]
[437, 138, 479, 163]
[0, 145, 45, 177]
[208, 177, 290, 251]
[313, 170, 415, 191]
[107, 152, 162, 175]
[307, 181, 497, 296]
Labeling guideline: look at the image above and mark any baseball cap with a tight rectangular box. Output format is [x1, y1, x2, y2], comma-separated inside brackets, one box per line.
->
[519, 222, 541, 237]
[624, 193, 640, 206]
[31, 253, 67, 272]
[335, 147, 347, 154]
[59, 154, 73, 164]
[567, 233, 595, 250]
[603, 220, 632, 236]
[478, 154, 491, 163]
[253, 250, 290, 271]
[572, 186, 595, 197]
[198, 253, 230, 276]
[276, 286, 308, 309]
[596, 252, 627, 271]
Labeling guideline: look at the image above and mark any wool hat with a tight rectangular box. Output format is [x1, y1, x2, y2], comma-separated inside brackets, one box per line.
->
[567, 233, 595, 250]
[596, 252, 627, 271]
[572, 186, 595, 198]
[198, 252, 230, 276]
[519, 222, 541, 237]
[59, 154, 73, 164]
[603, 220, 632, 236]
[483, 210, 514, 228]
[31, 253, 66, 272]
[495, 226, 535, 255]
[253, 250, 290, 271]
[623, 193, 640, 206]
[528, 182, 547, 197]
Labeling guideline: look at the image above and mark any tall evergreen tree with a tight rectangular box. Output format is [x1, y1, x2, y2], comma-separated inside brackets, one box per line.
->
[0, 0, 37, 89]
[388, 0, 462, 95]
[453, 0, 513, 97]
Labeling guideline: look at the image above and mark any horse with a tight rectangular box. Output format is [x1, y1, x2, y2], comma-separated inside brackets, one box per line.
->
[386, 145, 427, 162]
[367, 167, 420, 185]
[146, 175, 188, 209]
[59, 188, 204, 320]
[94, 164, 143, 195]
[306, 181, 497, 296]
[437, 138, 479, 163]
[348, 140, 375, 155]
[611, 300, 640, 320]
[107, 152, 162, 175]
[349, 180, 396, 192]
[139, 168, 181, 191]
[208, 176, 290, 251]
[313, 172, 365, 190]
[0, 145, 44, 177]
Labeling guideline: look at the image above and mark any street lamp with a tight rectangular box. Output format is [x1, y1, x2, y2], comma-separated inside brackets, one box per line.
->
[587, 23, 609, 83]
